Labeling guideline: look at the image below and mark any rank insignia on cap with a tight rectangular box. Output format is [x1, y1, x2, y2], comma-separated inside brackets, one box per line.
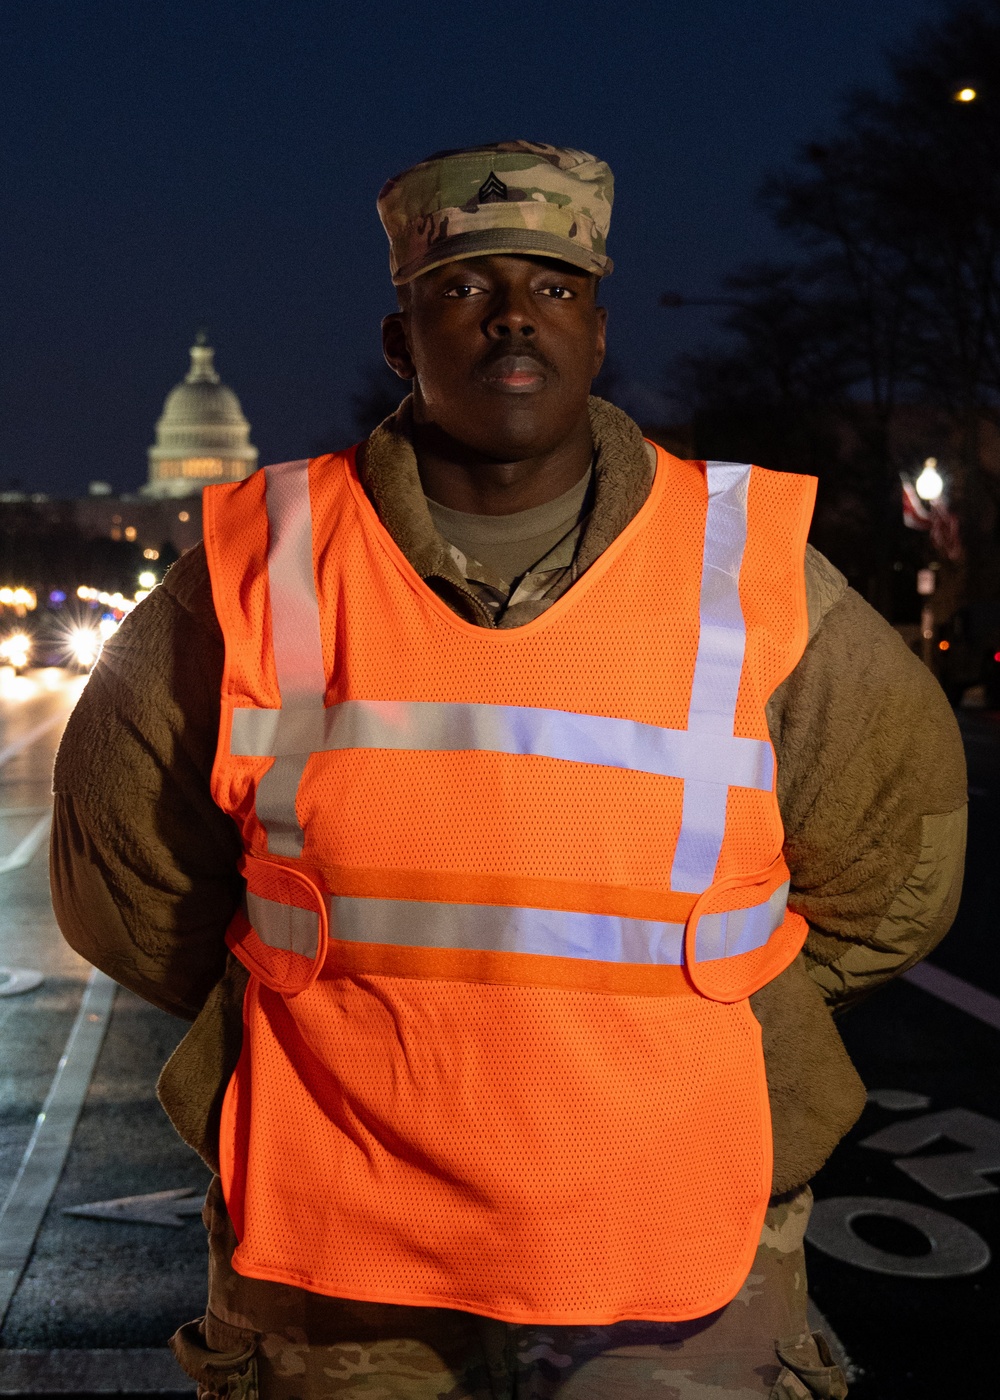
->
[377, 140, 615, 284]
[477, 171, 509, 203]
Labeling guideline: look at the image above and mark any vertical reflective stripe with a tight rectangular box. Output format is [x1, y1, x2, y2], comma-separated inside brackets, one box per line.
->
[254, 460, 328, 858]
[670, 463, 752, 894]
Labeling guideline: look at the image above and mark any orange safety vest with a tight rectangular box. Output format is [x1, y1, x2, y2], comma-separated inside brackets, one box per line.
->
[204, 444, 816, 1325]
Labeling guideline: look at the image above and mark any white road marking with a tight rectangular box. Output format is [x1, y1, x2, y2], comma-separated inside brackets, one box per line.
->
[0, 968, 116, 1326]
[807, 1195, 990, 1278]
[0, 713, 65, 770]
[0, 813, 51, 875]
[903, 961, 1000, 1032]
[861, 1107, 1000, 1200]
[866, 1088, 930, 1110]
[0, 968, 44, 998]
[63, 1187, 206, 1229]
[0, 1349, 193, 1394]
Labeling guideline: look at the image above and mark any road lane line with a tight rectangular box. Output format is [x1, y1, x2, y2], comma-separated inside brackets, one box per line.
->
[0, 713, 65, 770]
[903, 961, 1000, 1032]
[0, 813, 51, 875]
[0, 968, 116, 1326]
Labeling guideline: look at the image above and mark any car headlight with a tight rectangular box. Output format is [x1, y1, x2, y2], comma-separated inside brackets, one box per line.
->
[0, 633, 31, 667]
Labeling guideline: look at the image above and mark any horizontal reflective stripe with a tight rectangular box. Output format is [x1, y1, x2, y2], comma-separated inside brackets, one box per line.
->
[322, 864, 699, 924]
[230, 699, 774, 791]
[292, 881, 790, 967]
[246, 890, 320, 960]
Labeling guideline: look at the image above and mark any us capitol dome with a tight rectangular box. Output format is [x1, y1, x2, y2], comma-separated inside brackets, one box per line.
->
[143, 333, 258, 499]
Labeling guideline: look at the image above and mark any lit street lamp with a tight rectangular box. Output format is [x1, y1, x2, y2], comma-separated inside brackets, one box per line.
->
[915, 457, 944, 503]
[914, 458, 944, 669]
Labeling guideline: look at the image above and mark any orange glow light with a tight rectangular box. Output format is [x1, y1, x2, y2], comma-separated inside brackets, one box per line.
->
[954, 87, 978, 102]
[938, 640, 950, 651]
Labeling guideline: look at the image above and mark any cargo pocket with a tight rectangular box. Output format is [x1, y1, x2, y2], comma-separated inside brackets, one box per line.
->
[170, 1314, 259, 1400]
[771, 1331, 848, 1399]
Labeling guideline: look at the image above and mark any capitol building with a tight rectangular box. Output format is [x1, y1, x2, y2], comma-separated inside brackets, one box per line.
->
[59, 334, 261, 556]
[143, 333, 258, 498]
[0, 335, 261, 560]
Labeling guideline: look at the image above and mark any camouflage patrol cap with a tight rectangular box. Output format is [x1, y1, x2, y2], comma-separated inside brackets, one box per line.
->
[377, 140, 614, 285]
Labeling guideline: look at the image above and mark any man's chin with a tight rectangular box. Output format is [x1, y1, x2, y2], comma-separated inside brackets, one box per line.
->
[417, 408, 569, 465]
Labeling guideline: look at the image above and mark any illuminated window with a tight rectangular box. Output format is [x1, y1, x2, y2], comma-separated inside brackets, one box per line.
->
[181, 457, 224, 477]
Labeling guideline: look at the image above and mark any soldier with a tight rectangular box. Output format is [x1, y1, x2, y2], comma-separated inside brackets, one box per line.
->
[52, 142, 967, 1398]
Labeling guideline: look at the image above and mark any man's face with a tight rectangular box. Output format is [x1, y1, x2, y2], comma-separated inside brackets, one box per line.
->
[382, 254, 607, 462]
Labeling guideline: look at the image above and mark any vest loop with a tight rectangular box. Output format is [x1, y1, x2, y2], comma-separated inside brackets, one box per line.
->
[229, 853, 329, 996]
[682, 854, 794, 1002]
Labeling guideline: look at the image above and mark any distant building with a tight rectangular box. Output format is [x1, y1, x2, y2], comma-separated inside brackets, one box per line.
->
[7, 334, 259, 559]
[143, 333, 258, 498]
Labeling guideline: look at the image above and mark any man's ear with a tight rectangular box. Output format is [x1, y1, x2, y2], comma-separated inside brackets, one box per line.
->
[593, 305, 608, 378]
[382, 312, 416, 381]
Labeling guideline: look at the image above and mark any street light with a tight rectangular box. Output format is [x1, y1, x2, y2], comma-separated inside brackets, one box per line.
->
[915, 457, 944, 502]
[952, 86, 978, 103]
[914, 459, 944, 671]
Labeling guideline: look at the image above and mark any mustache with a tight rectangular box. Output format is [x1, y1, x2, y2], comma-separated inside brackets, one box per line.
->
[476, 341, 556, 375]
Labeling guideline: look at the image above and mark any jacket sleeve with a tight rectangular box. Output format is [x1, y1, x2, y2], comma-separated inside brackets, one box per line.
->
[50, 545, 242, 1020]
[770, 549, 968, 1013]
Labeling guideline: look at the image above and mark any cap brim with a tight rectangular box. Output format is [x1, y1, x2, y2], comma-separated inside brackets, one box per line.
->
[394, 226, 612, 285]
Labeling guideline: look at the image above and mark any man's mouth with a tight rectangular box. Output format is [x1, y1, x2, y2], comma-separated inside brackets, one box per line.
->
[479, 354, 548, 392]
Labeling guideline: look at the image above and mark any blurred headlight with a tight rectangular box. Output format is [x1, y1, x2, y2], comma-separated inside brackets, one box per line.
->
[0, 633, 31, 668]
[68, 627, 100, 668]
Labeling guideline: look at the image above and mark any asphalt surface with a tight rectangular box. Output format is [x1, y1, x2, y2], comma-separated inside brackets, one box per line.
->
[0, 670, 996, 1396]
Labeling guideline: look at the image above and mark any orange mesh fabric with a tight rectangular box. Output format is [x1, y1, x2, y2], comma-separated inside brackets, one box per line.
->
[208, 443, 816, 1322]
[221, 974, 772, 1325]
[226, 856, 330, 995]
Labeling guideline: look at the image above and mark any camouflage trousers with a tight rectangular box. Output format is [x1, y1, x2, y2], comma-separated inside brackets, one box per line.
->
[170, 1178, 847, 1400]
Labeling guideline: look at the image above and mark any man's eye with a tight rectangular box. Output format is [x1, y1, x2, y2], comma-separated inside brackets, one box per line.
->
[443, 285, 485, 298]
[539, 286, 574, 299]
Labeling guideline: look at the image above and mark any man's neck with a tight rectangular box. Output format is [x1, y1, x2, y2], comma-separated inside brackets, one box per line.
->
[412, 413, 595, 516]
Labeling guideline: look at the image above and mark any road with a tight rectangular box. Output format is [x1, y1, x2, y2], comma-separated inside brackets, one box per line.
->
[0, 670, 996, 1396]
[0, 668, 205, 1396]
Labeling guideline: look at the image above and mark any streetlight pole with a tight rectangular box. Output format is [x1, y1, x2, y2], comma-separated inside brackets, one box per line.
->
[914, 458, 945, 671]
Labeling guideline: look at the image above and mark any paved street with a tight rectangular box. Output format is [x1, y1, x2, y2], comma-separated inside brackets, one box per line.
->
[0, 670, 206, 1395]
[0, 670, 996, 1395]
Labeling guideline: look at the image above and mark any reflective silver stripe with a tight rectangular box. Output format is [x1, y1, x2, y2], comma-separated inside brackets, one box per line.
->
[241, 457, 782, 951]
[254, 460, 326, 858]
[230, 699, 773, 790]
[246, 890, 320, 959]
[670, 463, 753, 894]
[322, 881, 789, 966]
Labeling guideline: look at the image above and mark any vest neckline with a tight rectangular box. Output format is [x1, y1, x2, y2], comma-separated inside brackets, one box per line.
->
[339, 441, 686, 643]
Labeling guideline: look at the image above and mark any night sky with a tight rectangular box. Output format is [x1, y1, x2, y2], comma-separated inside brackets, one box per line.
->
[1, 0, 943, 497]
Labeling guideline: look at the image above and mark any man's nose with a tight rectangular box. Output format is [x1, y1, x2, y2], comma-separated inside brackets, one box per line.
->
[483, 287, 536, 338]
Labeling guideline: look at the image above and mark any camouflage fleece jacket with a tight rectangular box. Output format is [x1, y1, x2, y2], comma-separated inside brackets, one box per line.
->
[50, 396, 968, 1196]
